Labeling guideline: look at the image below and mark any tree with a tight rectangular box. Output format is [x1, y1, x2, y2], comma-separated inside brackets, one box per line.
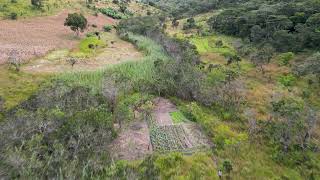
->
[222, 159, 233, 175]
[172, 18, 179, 28]
[119, 3, 128, 13]
[294, 52, 320, 82]
[306, 13, 320, 32]
[270, 95, 318, 153]
[8, 49, 22, 72]
[64, 13, 88, 36]
[183, 17, 196, 30]
[250, 45, 274, 74]
[66, 57, 78, 67]
[31, 0, 44, 9]
[250, 25, 265, 43]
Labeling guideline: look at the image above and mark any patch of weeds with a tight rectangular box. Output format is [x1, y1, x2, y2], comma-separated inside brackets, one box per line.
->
[103, 25, 113, 32]
[277, 52, 294, 66]
[190, 36, 237, 55]
[0, 66, 49, 110]
[170, 111, 188, 124]
[278, 74, 296, 87]
[71, 36, 104, 57]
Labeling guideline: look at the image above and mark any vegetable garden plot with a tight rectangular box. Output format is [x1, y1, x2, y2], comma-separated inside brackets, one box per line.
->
[150, 124, 211, 152]
[149, 98, 212, 153]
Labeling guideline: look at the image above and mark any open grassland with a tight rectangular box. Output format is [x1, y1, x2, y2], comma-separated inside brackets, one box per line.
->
[0, 0, 75, 18]
[95, 0, 160, 17]
[0, 66, 48, 110]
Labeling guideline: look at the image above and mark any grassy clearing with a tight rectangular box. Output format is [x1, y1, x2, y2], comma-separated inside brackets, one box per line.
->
[56, 33, 170, 93]
[190, 35, 237, 56]
[70, 36, 105, 58]
[0, 66, 49, 110]
[0, 0, 78, 19]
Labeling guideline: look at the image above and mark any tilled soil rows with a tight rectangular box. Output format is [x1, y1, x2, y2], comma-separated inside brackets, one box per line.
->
[0, 11, 115, 64]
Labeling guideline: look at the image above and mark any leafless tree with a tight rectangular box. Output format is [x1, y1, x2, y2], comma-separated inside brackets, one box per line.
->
[8, 50, 22, 72]
[66, 57, 78, 67]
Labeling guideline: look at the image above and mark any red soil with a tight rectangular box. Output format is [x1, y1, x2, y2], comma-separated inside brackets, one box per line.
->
[0, 11, 115, 64]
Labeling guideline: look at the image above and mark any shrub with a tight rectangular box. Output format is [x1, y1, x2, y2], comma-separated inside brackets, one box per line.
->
[222, 159, 233, 174]
[9, 12, 17, 20]
[99, 8, 126, 19]
[103, 25, 113, 32]
[278, 74, 296, 87]
[278, 52, 295, 66]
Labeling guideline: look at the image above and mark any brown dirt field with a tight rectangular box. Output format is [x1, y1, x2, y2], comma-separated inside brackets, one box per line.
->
[0, 11, 115, 64]
[109, 121, 152, 160]
[153, 97, 176, 126]
[21, 31, 143, 73]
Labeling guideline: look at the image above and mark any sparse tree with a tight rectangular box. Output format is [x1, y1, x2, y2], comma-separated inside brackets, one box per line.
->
[66, 57, 78, 67]
[8, 49, 22, 72]
[31, 0, 44, 9]
[119, 3, 128, 13]
[172, 18, 179, 28]
[222, 159, 233, 175]
[250, 45, 274, 74]
[64, 13, 88, 36]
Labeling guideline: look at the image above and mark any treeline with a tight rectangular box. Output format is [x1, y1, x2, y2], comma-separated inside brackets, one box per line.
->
[208, 0, 320, 52]
[142, 0, 219, 18]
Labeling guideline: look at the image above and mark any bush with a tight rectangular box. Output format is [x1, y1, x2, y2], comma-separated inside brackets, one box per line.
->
[9, 12, 17, 20]
[99, 8, 126, 19]
[278, 52, 295, 66]
[103, 25, 113, 32]
[278, 74, 296, 87]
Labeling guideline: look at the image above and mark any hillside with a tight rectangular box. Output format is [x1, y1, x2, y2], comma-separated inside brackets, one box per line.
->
[0, 0, 319, 179]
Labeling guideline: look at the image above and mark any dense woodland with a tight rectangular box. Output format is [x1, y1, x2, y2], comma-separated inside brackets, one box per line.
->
[0, 0, 319, 179]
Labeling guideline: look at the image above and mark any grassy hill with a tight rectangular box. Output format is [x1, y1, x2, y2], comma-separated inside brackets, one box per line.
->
[0, 0, 319, 179]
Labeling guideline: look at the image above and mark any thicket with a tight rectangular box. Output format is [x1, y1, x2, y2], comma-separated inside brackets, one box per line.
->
[142, 0, 218, 18]
[208, 0, 320, 52]
[0, 82, 115, 179]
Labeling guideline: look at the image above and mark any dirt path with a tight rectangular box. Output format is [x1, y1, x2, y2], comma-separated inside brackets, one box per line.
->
[0, 10, 115, 64]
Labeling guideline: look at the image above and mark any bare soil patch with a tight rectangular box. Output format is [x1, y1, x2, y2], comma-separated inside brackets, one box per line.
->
[0, 11, 115, 64]
[153, 97, 177, 126]
[109, 121, 152, 161]
[21, 32, 143, 73]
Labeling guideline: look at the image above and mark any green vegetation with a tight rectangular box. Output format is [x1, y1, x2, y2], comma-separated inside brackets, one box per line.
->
[207, 0, 320, 52]
[0, 0, 320, 179]
[64, 13, 88, 36]
[0, 0, 73, 18]
[99, 7, 128, 19]
[103, 24, 113, 32]
[0, 67, 48, 109]
[170, 111, 187, 123]
[78, 36, 104, 55]
[278, 52, 295, 66]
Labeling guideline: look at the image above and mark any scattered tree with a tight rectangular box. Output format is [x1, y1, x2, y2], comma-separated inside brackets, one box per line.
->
[64, 13, 88, 36]
[8, 49, 22, 72]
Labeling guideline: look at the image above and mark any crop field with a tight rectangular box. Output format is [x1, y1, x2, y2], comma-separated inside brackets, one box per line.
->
[0, 10, 114, 64]
[149, 98, 211, 153]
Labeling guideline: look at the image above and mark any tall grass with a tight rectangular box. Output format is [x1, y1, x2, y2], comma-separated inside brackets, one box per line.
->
[55, 33, 171, 94]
